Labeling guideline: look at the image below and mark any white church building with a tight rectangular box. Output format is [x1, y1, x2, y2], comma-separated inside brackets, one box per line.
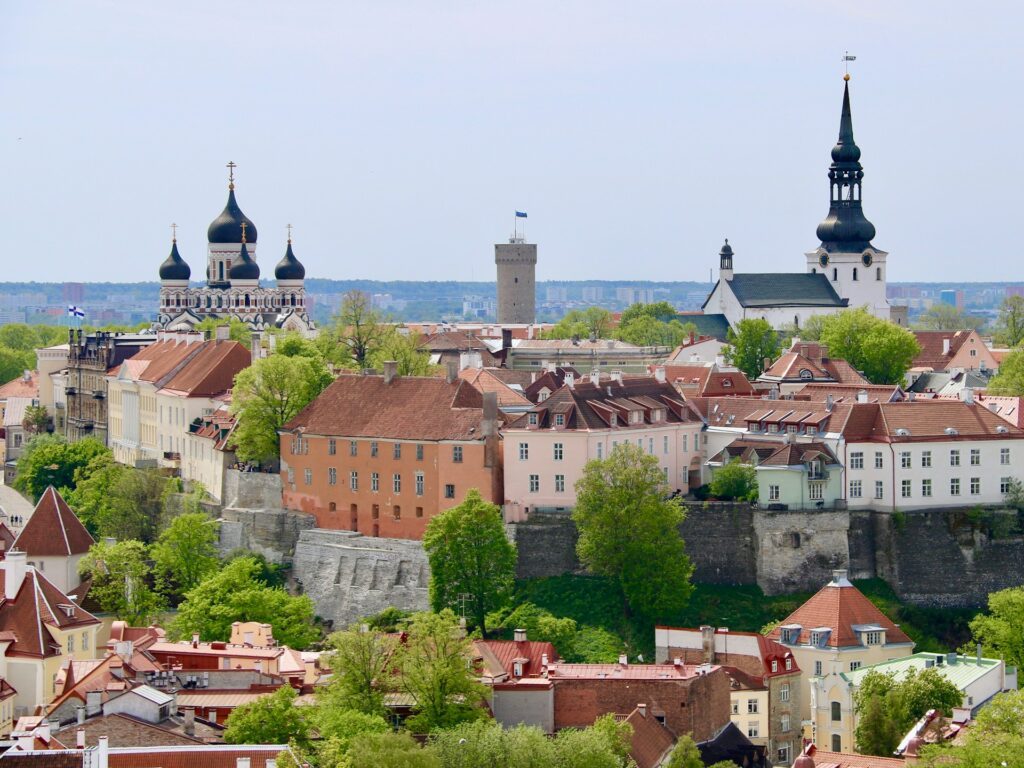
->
[703, 76, 902, 332]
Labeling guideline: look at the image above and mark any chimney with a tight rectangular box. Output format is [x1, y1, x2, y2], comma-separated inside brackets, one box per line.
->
[541, 653, 548, 667]
[502, 328, 513, 352]
[688, 330, 696, 345]
[192, 632, 200, 648]
[714, 354, 725, 368]
[800, 345, 809, 359]
[832, 569, 848, 584]
[977, 643, 983, 663]
[769, 385, 779, 401]
[610, 370, 623, 385]
[942, 337, 951, 355]
[654, 366, 666, 384]
[820, 344, 829, 362]
[962, 387, 975, 405]
[86, 688, 102, 716]
[215, 324, 230, 341]
[857, 389, 868, 404]
[513, 628, 527, 643]
[763, 357, 771, 373]
[590, 369, 600, 387]
[700, 625, 716, 664]
[76, 727, 85, 748]
[4, 550, 27, 600]
[445, 360, 459, 384]
[22, 370, 31, 382]
[183, 708, 195, 737]
[637, 703, 647, 718]
[588, 331, 598, 343]
[383, 360, 398, 385]
[618, 654, 628, 667]
[564, 371, 575, 388]
[97, 736, 109, 768]
[77, 706, 86, 725]
[826, 394, 834, 412]
[459, 351, 482, 371]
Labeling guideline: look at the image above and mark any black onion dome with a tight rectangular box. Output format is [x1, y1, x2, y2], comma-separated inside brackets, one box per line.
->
[159, 240, 191, 281]
[228, 241, 260, 280]
[207, 187, 258, 244]
[275, 241, 306, 280]
[719, 239, 733, 258]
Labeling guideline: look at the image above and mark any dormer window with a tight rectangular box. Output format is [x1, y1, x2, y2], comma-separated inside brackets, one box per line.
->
[528, 413, 538, 426]
[513, 662, 523, 677]
[722, 379, 733, 388]
[785, 657, 792, 670]
[555, 413, 565, 427]
[807, 426, 817, 436]
[771, 660, 778, 673]
[799, 369, 813, 380]
[780, 627, 800, 645]
[864, 631, 882, 646]
[768, 424, 779, 433]
[809, 630, 830, 648]
[609, 414, 617, 427]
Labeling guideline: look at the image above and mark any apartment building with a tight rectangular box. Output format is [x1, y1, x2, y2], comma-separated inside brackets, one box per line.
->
[280, 364, 502, 539]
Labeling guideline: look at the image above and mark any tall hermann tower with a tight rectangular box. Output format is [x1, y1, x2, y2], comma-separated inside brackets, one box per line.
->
[495, 236, 537, 324]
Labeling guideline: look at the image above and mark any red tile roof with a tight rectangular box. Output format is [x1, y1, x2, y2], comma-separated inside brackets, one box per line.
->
[474, 638, 557, 681]
[871, 400, 1024, 442]
[661, 365, 756, 397]
[458, 368, 532, 409]
[0, 371, 39, 401]
[798, 743, 907, 767]
[546, 662, 710, 680]
[13, 487, 95, 557]
[157, 341, 250, 398]
[106, 745, 291, 768]
[767, 574, 912, 649]
[911, 330, 974, 371]
[283, 373, 500, 441]
[0, 568, 100, 658]
[625, 707, 676, 768]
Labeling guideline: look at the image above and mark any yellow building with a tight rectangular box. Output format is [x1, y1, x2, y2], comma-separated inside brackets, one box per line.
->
[766, 570, 914, 754]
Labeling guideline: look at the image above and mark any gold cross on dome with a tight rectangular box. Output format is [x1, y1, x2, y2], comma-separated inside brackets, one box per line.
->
[240, 221, 248, 243]
[226, 161, 237, 183]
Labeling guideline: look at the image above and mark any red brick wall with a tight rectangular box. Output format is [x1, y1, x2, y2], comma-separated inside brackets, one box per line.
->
[552, 668, 730, 741]
[666, 646, 765, 679]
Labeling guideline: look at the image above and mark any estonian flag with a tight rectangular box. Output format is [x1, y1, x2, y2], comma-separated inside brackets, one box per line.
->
[515, 211, 528, 218]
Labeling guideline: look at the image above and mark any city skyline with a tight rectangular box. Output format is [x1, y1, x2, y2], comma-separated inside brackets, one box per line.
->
[2, 2, 1021, 284]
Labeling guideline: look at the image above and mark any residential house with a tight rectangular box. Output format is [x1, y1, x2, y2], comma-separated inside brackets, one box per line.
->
[656, 625, 803, 766]
[505, 338, 670, 373]
[35, 345, 69, 431]
[280, 365, 503, 540]
[421, 329, 501, 368]
[522, 366, 579, 403]
[766, 570, 915, 751]
[664, 332, 729, 364]
[2, 743, 299, 767]
[795, 383, 904, 403]
[502, 374, 704, 520]
[180, 402, 236, 503]
[624, 705, 677, 768]
[474, 631, 558, 732]
[0, 372, 40, 429]
[910, 330, 999, 375]
[659, 362, 757, 398]
[791, 743, 907, 768]
[458, 366, 533, 415]
[907, 369, 991, 399]
[813, 650, 1017, 753]
[0, 551, 102, 716]
[12, 487, 94, 595]
[759, 342, 869, 394]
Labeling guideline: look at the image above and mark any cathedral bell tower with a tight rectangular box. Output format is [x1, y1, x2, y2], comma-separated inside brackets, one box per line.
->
[806, 75, 891, 321]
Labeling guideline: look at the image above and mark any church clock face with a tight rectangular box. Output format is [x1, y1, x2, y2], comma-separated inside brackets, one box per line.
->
[862, 253, 873, 267]
[819, 253, 829, 267]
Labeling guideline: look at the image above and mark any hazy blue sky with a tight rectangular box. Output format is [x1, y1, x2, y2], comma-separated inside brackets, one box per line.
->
[1, 2, 1020, 284]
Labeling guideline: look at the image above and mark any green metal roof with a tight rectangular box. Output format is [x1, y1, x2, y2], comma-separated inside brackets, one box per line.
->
[841, 652, 1000, 690]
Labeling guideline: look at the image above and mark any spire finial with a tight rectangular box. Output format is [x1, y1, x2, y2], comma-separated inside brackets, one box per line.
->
[240, 221, 248, 244]
[227, 161, 237, 190]
[171, 222, 177, 243]
[287, 223, 293, 244]
[842, 51, 856, 78]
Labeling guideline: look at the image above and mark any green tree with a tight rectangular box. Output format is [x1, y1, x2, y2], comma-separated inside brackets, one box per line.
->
[151, 512, 221, 597]
[170, 557, 319, 649]
[223, 685, 310, 747]
[313, 709, 390, 764]
[619, 301, 679, 324]
[710, 459, 758, 501]
[229, 352, 331, 462]
[546, 307, 613, 340]
[987, 348, 1024, 396]
[396, 609, 488, 732]
[193, 318, 252, 348]
[915, 304, 984, 332]
[0, 346, 35, 386]
[973, 688, 1024, 739]
[326, 290, 388, 368]
[318, 624, 398, 717]
[664, 735, 703, 768]
[487, 602, 578, 659]
[349, 732, 440, 768]
[21, 404, 50, 436]
[553, 714, 633, 768]
[368, 326, 435, 376]
[14, 434, 109, 501]
[917, 689, 1024, 768]
[853, 667, 962, 756]
[969, 585, 1024, 669]
[423, 489, 517, 634]
[67, 459, 170, 542]
[431, 721, 556, 768]
[820, 308, 921, 384]
[724, 318, 780, 379]
[0, 323, 43, 352]
[273, 330, 323, 360]
[994, 295, 1024, 348]
[573, 443, 694, 620]
[616, 315, 696, 347]
[78, 540, 165, 624]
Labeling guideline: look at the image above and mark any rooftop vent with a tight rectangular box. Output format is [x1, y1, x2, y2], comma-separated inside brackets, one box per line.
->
[945, 427, 959, 436]
[895, 428, 911, 437]
[996, 425, 1009, 434]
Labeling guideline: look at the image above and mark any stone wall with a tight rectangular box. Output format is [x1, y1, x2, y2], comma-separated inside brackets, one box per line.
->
[291, 529, 431, 630]
[509, 514, 582, 579]
[219, 507, 316, 564]
[223, 469, 283, 509]
[753, 509, 851, 595]
[680, 503, 758, 586]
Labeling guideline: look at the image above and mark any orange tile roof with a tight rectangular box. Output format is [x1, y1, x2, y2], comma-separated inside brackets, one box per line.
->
[106, 745, 291, 768]
[13, 487, 94, 557]
[911, 330, 974, 371]
[474, 638, 557, 680]
[625, 707, 676, 768]
[768, 574, 912, 649]
[872, 400, 1024, 442]
[0, 371, 39, 401]
[458, 368, 532, 409]
[546, 662, 710, 680]
[0, 568, 100, 658]
[800, 744, 907, 767]
[157, 341, 250, 398]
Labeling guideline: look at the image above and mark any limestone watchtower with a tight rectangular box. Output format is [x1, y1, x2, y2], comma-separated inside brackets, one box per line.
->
[495, 237, 537, 324]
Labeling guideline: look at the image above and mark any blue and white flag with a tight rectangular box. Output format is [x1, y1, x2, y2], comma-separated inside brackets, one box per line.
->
[515, 211, 528, 218]
[67, 305, 85, 318]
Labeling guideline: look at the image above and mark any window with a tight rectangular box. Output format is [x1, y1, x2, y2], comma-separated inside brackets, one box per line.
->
[850, 451, 864, 470]
[82, 632, 89, 650]
[853, 267, 859, 281]
[393, 443, 402, 459]
[785, 657, 792, 670]
[831, 702, 842, 722]
[553, 443, 563, 461]
[304, 469, 312, 486]
[393, 474, 401, 493]
[875, 481, 884, 499]
[747, 699, 759, 714]
[901, 451, 911, 468]
[769, 485, 780, 501]
[648, 437, 655, 454]
[68, 634, 75, 653]
[971, 477, 981, 495]
[865, 631, 881, 645]
[809, 482, 823, 500]
[771, 660, 778, 673]
[328, 439, 337, 455]
[875, 452, 884, 469]
[371, 441, 378, 457]
[922, 479, 932, 497]
[849, 661, 862, 671]
[950, 449, 960, 466]
[371, 472, 379, 492]
[519, 442, 529, 460]
[1001, 477, 1012, 494]
[731, 701, 739, 715]
[416, 472, 424, 496]
[393, 505, 401, 520]
[950, 477, 961, 495]
[780, 683, 790, 702]
[350, 441, 358, 457]
[682, 435, 688, 452]
[781, 714, 791, 732]
[287, 468, 295, 484]
[597, 443, 603, 459]
[555, 474, 565, 493]
[444, 484, 455, 499]
[664, 435, 669, 454]
[832, 735, 842, 752]
[849, 480, 862, 498]
[901, 479, 912, 498]
[416, 444, 424, 461]
[768, 424, 779, 433]
[747, 722, 759, 738]
[555, 413, 565, 426]
[814, 661, 823, 676]
[529, 474, 539, 493]
[1001, 447, 1010, 465]
[416, 507, 424, 517]
[328, 467, 337, 486]
[453, 445, 463, 463]
[778, 744, 792, 765]
[350, 471, 358, 491]
[528, 412, 538, 426]
[971, 448, 981, 466]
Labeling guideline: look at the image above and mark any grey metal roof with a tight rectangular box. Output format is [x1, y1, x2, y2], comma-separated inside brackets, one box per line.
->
[727, 273, 847, 308]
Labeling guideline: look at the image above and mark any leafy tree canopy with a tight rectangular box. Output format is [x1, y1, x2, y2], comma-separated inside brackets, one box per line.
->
[915, 303, 985, 332]
[193, 318, 252, 348]
[368, 326, 436, 376]
[724, 318, 780, 379]
[14, 434, 109, 501]
[545, 307, 613, 340]
[994, 295, 1024, 348]
[423, 488, 517, 634]
[710, 460, 758, 501]
[223, 685, 310, 748]
[0, 346, 36, 387]
[664, 735, 704, 768]
[318, 623, 399, 718]
[969, 585, 1024, 670]
[78, 540, 165, 625]
[68, 456, 170, 542]
[151, 512, 221, 598]
[987, 349, 1024, 396]
[820, 308, 920, 385]
[487, 602, 578, 660]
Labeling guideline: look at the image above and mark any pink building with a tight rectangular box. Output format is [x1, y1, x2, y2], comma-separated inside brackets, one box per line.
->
[502, 374, 704, 520]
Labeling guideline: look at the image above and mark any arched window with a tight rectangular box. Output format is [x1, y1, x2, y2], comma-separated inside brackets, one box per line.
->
[832, 267, 838, 282]
[876, 266, 882, 281]
[853, 267, 858, 281]
[832, 734, 842, 752]
[831, 702, 841, 722]
[794, 315, 800, 328]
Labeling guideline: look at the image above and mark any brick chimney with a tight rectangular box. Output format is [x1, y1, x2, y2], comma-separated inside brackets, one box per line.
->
[383, 360, 398, 385]
[446, 360, 459, 384]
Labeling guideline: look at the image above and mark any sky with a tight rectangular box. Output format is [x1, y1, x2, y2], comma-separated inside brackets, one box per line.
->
[1, 1, 1021, 284]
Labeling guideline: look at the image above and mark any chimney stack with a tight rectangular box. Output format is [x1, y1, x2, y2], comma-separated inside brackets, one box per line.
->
[501, 328, 513, 352]
[763, 357, 771, 373]
[700, 625, 716, 664]
[618, 654, 628, 667]
[590, 369, 600, 387]
[383, 360, 398, 385]
[826, 394, 834, 412]
[77, 706, 86, 725]
[637, 703, 647, 718]
[445, 360, 459, 384]
[513, 628, 527, 643]
[4, 550, 27, 600]
[98, 736, 109, 768]
[76, 727, 86, 748]
[962, 387, 975, 405]
[184, 708, 195, 737]
[215, 325, 230, 341]
[564, 371, 575, 388]
[654, 366, 666, 383]
[857, 389, 868, 404]
[942, 337, 951, 356]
